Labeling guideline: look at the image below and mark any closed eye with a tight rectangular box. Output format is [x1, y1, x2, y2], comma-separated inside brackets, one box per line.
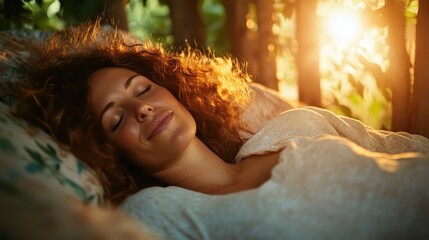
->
[136, 85, 152, 97]
[111, 113, 124, 132]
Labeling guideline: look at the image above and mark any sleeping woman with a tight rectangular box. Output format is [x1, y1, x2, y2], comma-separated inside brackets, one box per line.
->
[13, 21, 429, 239]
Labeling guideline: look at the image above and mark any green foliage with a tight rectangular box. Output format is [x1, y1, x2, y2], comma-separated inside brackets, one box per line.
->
[405, 0, 418, 24]
[201, 0, 229, 54]
[0, 0, 104, 30]
[0, 0, 56, 30]
[22, 0, 64, 30]
[126, 0, 172, 46]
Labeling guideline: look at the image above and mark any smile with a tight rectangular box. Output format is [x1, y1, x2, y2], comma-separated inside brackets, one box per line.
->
[147, 110, 173, 140]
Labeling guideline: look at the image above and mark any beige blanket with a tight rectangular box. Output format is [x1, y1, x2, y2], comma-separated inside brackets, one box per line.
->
[122, 107, 429, 239]
[235, 107, 429, 238]
[237, 106, 429, 158]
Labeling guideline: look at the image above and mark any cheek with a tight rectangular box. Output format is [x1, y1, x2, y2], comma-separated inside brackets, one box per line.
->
[109, 122, 162, 171]
[109, 121, 142, 151]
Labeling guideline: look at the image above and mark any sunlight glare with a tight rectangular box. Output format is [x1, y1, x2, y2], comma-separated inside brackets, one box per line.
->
[325, 11, 361, 44]
[359, 37, 374, 55]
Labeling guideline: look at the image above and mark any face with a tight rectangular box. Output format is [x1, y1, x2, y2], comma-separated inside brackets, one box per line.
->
[88, 67, 197, 173]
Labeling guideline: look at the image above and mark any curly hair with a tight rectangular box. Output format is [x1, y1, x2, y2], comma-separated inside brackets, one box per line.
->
[13, 21, 253, 205]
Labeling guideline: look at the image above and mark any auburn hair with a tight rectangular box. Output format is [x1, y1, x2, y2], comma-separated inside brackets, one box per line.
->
[13, 21, 253, 205]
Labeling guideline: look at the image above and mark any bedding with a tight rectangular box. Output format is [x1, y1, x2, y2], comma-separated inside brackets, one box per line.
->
[121, 107, 429, 239]
[240, 82, 295, 138]
[0, 101, 103, 205]
[0, 31, 48, 104]
[0, 173, 161, 240]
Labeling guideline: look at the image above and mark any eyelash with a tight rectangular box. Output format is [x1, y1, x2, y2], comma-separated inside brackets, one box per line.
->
[136, 84, 152, 97]
[111, 84, 153, 132]
[111, 113, 124, 131]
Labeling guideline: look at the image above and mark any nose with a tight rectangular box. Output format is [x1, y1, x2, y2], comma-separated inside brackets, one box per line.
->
[133, 101, 154, 122]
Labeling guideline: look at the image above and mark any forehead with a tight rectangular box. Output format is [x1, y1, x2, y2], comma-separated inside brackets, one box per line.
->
[88, 67, 137, 84]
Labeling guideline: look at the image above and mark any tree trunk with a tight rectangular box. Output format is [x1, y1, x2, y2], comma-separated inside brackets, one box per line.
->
[410, 0, 429, 138]
[385, 0, 411, 132]
[254, 0, 278, 90]
[103, 0, 129, 31]
[295, 0, 321, 107]
[222, 0, 249, 60]
[166, 0, 206, 49]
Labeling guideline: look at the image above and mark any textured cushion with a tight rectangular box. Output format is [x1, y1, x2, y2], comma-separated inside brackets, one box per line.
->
[0, 101, 103, 205]
[0, 30, 49, 105]
[239, 83, 295, 138]
[0, 174, 160, 240]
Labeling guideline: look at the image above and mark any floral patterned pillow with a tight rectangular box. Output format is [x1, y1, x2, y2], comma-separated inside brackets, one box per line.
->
[0, 101, 103, 205]
[0, 30, 49, 105]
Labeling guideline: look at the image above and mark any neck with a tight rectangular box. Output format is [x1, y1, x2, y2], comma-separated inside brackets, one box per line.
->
[152, 138, 242, 193]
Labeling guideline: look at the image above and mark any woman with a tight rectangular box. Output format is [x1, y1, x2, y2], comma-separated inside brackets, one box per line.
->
[87, 66, 280, 194]
[12, 21, 279, 205]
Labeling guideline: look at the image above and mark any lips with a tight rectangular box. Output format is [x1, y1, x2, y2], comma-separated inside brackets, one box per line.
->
[146, 110, 173, 140]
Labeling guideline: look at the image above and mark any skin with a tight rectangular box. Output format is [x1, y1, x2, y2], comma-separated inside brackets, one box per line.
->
[88, 67, 280, 194]
[88, 67, 197, 173]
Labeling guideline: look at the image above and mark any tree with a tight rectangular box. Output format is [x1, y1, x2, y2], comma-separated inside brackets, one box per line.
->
[222, 0, 250, 61]
[254, 0, 278, 90]
[222, 0, 278, 90]
[166, 0, 206, 49]
[384, 0, 411, 132]
[296, 0, 321, 107]
[103, 0, 129, 31]
[410, 0, 429, 137]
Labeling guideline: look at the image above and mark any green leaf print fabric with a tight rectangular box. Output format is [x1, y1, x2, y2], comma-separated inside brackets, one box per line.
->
[0, 102, 103, 205]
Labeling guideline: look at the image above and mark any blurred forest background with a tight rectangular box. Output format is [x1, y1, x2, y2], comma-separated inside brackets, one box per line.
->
[1, 0, 428, 137]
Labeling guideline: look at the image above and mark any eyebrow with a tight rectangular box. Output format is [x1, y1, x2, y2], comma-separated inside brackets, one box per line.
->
[99, 74, 140, 123]
[124, 74, 139, 89]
